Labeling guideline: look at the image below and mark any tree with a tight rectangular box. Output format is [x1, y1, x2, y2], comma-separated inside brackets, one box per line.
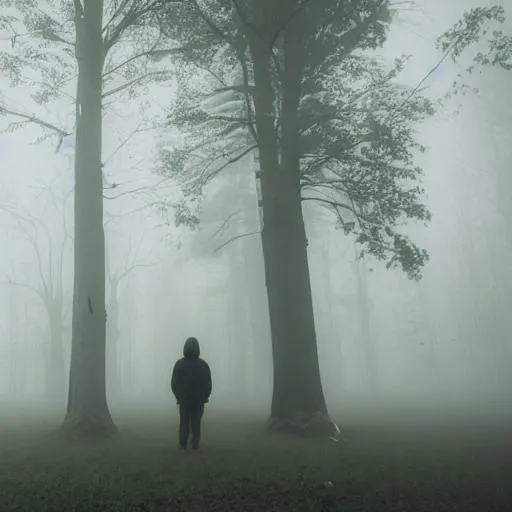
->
[105, 228, 157, 401]
[1, 0, 179, 436]
[351, 250, 377, 393]
[157, 0, 432, 431]
[0, 190, 72, 404]
[437, 4, 511, 389]
[437, 5, 510, 73]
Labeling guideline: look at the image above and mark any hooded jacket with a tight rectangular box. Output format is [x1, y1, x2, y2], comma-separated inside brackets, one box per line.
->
[171, 337, 212, 406]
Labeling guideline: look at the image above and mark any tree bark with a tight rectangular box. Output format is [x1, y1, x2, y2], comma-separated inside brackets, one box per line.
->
[248, 15, 330, 429]
[61, 0, 115, 437]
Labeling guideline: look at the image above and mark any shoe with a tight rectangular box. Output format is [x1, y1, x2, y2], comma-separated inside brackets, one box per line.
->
[179, 444, 187, 450]
[191, 444, 199, 450]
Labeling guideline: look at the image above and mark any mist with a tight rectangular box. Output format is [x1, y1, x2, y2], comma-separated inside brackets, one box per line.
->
[0, 0, 509, 426]
[0, 1, 510, 510]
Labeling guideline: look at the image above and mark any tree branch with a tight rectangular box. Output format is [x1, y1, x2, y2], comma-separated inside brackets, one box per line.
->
[102, 70, 171, 98]
[103, 47, 181, 78]
[0, 279, 45, 303]
[0, 204, 53, 299]
[0, 104, 68, 137]
[117, 261, 158, 283]
[211, 210, 242, 239]
[103, 0, 131, 34]
[103, 177, 169, 200]
[337, 1, 388, 59]
[199, 143, 257, 184]
[103, 0, 163, 53]
[269, 0, 315, 47]
[104, 123, 143, 165]
[212, 231, 260, 254]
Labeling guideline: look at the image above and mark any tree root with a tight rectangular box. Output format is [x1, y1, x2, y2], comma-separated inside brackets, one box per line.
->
[59, 411, 118, 440]
[267, 411, 341, 439]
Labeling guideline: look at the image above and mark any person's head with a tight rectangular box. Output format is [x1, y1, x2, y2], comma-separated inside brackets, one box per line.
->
[183, 336, 200, 358]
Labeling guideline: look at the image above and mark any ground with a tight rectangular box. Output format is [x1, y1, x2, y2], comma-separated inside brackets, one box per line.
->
[0, 403, 510, 511]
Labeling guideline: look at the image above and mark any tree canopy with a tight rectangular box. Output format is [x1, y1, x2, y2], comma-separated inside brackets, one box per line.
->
[156, 0, 433, 279]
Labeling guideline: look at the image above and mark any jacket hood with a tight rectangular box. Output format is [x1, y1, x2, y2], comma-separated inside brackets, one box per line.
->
[183, 337, 200, 358]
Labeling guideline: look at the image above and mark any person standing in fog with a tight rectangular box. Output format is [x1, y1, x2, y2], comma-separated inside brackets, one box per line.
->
[171, 337, 212, 450]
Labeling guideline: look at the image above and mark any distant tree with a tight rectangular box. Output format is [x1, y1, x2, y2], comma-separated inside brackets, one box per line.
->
[438, 4, 511, 240]
[0, 0, 179, 436]
[0, 191, 72, 404]
[105, 229, 157, 401]
[156, 0, 433, 432]
[437, 4, 512, 389]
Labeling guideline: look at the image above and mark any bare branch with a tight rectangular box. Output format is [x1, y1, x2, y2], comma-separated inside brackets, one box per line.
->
[212, 231, 260, 254]
[103, 47, 182, 78]
[0, 278, 45, 303]
[0, 204, 52, 298]
[302, 195, 383, 230]
[0, 104, 68, 137]
[302, 196, 356, 218]
[104, 205, 148, 227]
[103, 0, 163, 53]
[389, 41, 454, 121]
[209, 84, 256, 96]
[117, 261, 158, 283]
[104, 123, 143, 165]
[102, 70, 171, 98]
[103, 177, 169, 200]
[103, 0, 131, 34]
[46, 182, 73, 293]
[301, 178, 348, 194]
[211, 209, 242, 239]
[199, 143, 257, 184]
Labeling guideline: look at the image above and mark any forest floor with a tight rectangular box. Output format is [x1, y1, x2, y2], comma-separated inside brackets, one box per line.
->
[0, 403, 510, 512]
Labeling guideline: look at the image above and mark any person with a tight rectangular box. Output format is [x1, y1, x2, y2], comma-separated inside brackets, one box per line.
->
[171, 336, 212, 450]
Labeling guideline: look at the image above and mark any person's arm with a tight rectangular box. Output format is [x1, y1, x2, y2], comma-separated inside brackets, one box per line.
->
[203, 362, 212, 402]
[171, 360, 181, 401]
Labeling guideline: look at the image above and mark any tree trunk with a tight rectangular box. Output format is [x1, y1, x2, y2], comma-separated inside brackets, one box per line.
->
[61, 0, 115, 437]
[353, 257, 377, 393]
[248, 18, 331, 432]
[45, 300, 66, 404]
[107, 278, 121, 402]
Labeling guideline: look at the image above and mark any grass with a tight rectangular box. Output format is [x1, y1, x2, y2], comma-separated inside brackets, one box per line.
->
[0, 404, 510, 511]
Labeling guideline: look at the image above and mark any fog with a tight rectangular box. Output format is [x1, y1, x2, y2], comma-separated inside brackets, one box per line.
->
[0, 0, 510, 431]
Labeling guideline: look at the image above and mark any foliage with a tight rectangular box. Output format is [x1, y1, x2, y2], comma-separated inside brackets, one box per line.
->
[437, 5, 510, 70]
[0, 0, 178, 147]
[435, 4, 511, 101]
[157, 0, 432, 279]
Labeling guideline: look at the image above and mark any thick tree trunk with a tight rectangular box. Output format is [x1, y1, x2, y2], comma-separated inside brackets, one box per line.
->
[248, 17, 331, 433]
[61, 0, 115, 437]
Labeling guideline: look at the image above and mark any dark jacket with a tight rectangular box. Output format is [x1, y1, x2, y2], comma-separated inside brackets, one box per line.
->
[171, 337, 212, 406]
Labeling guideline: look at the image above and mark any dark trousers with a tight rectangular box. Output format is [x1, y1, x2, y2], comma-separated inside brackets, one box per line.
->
[179, 403, 204, 448]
